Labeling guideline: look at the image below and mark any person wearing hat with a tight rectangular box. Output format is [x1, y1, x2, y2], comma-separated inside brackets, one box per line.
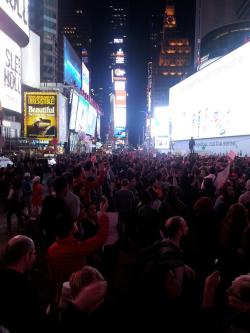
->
[31, 176, 43, 218]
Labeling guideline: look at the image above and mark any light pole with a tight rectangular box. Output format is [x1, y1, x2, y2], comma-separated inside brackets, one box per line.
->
[139, 110, 147, 146]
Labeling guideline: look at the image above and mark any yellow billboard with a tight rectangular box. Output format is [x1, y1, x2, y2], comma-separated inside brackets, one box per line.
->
[24, 92, 58, 140]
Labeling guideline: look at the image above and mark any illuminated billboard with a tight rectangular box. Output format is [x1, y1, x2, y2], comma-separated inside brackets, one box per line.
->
[24, 92, 58, 139]
[0, 31, 21, 113]
[115, 49, 125, 64]
[75, 95, 88, 133]
[86, 104, 97, 136]
[169, 41, 250, 140]
[58, 93, 68, 143]
[114, 108, 126, 128]
[0, 0, 29, 46]
[64, 36, 81, 89]
[21, 31, 40, 89]
[69, 91, 79, 130]
[114, 90, 126, 108]
[82, 62, 89, 95]
[114, 81, 125, 91]
[114, 127, 126, 139]
[154, 106, 170, 137]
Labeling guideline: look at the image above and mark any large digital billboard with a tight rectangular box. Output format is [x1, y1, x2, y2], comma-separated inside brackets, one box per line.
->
[24, 92, 57, 139]
[69, 91, 79, 130]
[86, 104, 97, 136]
[114, 107, 126, 128]
[21, 30, 40, 89]
[82, 62, 89, 95]
[64, 36, 81, 89]
[169, 42, 250, 140]
[75, 95, 88, 133]
[58, 93, 67, 143]
[0, 31, 21, 113]
[0, 0, 29, 46]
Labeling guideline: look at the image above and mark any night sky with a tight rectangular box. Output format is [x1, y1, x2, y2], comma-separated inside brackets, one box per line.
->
[89, 0, 196, 144]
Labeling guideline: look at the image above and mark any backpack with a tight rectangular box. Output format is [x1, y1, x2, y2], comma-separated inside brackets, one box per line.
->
[132, 240, 193, 303]
[22, 180, 32, 197]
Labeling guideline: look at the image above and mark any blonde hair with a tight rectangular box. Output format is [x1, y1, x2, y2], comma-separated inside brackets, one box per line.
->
[69, 266, 104, 298]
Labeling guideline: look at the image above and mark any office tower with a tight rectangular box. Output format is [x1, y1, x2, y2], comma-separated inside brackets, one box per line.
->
[195, 0, 250, 67]
[58, 0, 92, 61]
[151, 0, 192, 108]
[29, 0, 59, 83]
[107, 1, 129, 146]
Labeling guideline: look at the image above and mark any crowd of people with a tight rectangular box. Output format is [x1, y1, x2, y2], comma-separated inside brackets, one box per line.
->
[0, 150, 250, 332]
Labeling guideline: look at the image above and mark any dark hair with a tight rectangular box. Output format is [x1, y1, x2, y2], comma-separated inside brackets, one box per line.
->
[2, 236, 34, 266]
[121, 178, 129, 187]
[164, 216, 184, 239]
[63, 172, 73, 186]
[83, 161, 93, 171]
[73, 165, 82, 178]
[53, 214, 74, 239]
[53, 176, 68, 194]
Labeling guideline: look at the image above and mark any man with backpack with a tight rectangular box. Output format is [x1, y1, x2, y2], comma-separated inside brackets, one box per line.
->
[133, 216, 195, 329]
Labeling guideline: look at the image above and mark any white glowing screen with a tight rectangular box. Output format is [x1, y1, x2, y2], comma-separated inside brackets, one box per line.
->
[169, 42, 250, 140]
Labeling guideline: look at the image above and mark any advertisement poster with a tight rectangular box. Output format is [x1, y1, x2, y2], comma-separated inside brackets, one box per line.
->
[64, 37, 81, 89]
[0, 31, 21, 113]
[24, 92, 58, 139]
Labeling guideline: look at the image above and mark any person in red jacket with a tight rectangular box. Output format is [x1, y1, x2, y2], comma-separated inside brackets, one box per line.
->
[47, 200, 109, 303]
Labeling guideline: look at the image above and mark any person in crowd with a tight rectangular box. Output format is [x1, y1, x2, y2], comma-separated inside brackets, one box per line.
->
[114, 178, 135, 244]
[218, 203, 249, 280]
[6, 178, 23, 230]
[214, 180, 236, 222]
[47, 200, 109, 304]
[189, 137, 195, 154]
[136, 189, 161, 247]
[31, 176, 43, 218]
[62, 173, 81, 222]
[22, 172, 32, 217]
[201, 271, 250, 332]
[0, 235, 50, 332]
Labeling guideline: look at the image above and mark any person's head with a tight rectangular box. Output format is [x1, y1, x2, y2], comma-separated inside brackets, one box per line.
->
[63, 172, 73, 188]
[245, 179, 250, 191]
[222, 180, 235, 200]
[74, 182, 87, 200]
[164, 216, 188, 243]
[140, 190, 153, 206]
[24, 172, 30, 179]
[73, 165, 84, 181]
[69, 265, 105, 298]
[86, 202, 97, 220]
[227, 274, 250, 313]
[2, 235, 36, 273]
[32, 176, 40, 184]
[53, 214, 75, 239]
[220, 203, 248, 252]
[121, 178, 129, 188]
[193, 197, 213, 216]
[53, 176, 68, 196]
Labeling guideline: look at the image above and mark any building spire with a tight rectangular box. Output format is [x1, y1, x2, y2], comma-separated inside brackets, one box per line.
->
[163, 0, 177, 30]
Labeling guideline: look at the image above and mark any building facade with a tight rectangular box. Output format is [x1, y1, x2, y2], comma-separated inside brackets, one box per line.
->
[29, 0, 59, 83]
[194, 0, 250, 67]
[151, 1, 192, 109]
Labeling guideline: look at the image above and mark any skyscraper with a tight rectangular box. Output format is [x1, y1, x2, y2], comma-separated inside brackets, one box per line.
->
[151, 0, 192, 109]
[106, 1, 129, 146]
[29, 0, 59, 83]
